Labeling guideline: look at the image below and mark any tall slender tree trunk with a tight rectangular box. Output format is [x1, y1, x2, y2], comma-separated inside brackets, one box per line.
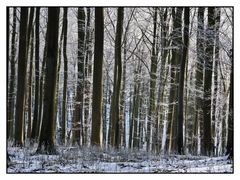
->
[91, 7, 104, 148]
[166, 8, 183, 154]
[212, 8, 221, 155]
[226, 50, 233, 159]
[132, 61, 141, 149]
[14, 8, 29, 146]
[8, 7, 17, 139]
[36, 8, 60, 154]
[177, 7, 189, 154]
[83, 8, 91, 146]
[27, 24, 35, 139]
[120, 39, 127, 148]
[195, 7, 205, 155]
[147, 7, 158, 152]
[36, 37, 47, 140]
[31, 7, 40, 141]
[72, 8, 85, 145]
[203, 7, 215, 156]
[110, 7, 124, 148]
[61, 7, 68, 145]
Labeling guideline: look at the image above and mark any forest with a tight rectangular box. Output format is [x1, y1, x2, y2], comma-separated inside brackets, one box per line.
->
[7, 7, 233, 173]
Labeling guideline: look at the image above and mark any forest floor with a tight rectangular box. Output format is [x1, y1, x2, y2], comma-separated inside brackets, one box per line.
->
[7, 143, 233, 173]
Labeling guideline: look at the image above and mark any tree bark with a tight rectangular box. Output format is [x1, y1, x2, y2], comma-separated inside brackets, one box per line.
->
[36, 8, 60, 154]
[72, 8, 85, 145]
[203, 7, 215, 156]
[226, 50, 233, 159]
[147, 7, 158, 152]
[110, 7, 124, 148]
[91, 7, 104, 148]
[8, 7, 17, 139]
[14, 8, 29, 146]
[61, 7, 68, 145]
[177, 7, 189, 155]
[166, 8, 183, 154]
[31, 7, 40, 141]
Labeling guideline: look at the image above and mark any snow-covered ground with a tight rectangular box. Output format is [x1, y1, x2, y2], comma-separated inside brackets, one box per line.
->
[7, 145, 233, 173]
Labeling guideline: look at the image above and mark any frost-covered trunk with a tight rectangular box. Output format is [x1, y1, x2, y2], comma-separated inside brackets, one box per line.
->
[8, 7, 17, 139]
[203, 7, 215, 156]
[72, 8, 85, 145]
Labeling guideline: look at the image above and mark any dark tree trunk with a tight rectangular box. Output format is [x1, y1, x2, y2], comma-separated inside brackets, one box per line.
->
[110, 7, 124, 148]
[35, 35, 47, 140]
[177, 7, 189, 155]
[226, 50, 233, 159]
[203, 7, 215, 156]
[147, 7, 158, 152]
[166, 8, 183, 154]
[72, 8, 85, 145]
[36, 8, 60, 154]
[31, 7, 40, 141]
[213, 8, 221, 155]
[61, 7, 68, 145]
[195, 7, 205, 155]
[14, 8, 29, 146]
[91, 7, 104, 148]
[8, 7, 17, 139]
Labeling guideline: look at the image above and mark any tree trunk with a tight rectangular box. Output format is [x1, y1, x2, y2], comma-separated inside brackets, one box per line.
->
[91, 7, 104, 148]
[203, 7, 215, 156]
[226, 50, 233, 159]
[14, 8, 29, 146]
[147, 7, 158, 152]
[195, 7, 205, 155]
[177, 7, 189, 155]
[166, 8, 183, 154]
[31, 7, 40, 141]
[83, 8, 91, 146]
[8, 7, 17, 139]
[36, 8, 60, 154]
[61, 7, 68, 145]
[27, 22, 35, 139]
[72, 8, 85, 145]
[110, 7, 124, 148]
